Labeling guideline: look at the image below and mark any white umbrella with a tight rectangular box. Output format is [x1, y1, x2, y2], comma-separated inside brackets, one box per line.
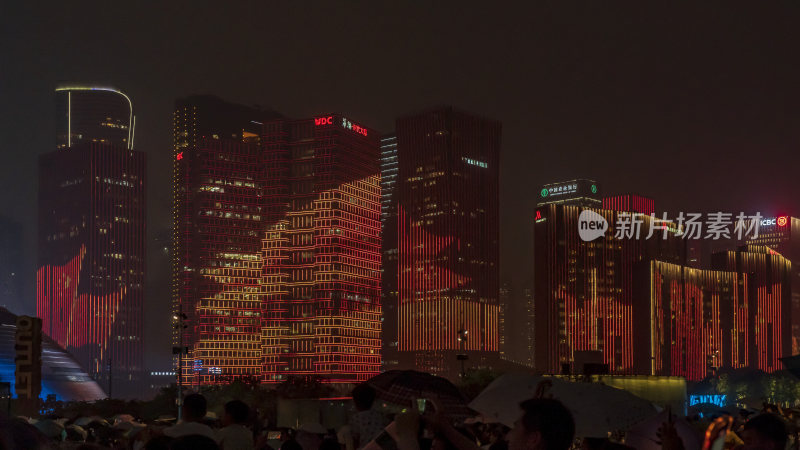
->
[625, 410, 701, 450]
[469, 373, 658, 437]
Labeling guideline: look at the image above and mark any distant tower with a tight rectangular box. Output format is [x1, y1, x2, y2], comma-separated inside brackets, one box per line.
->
[38, 85, 145, 397]
[380, 134, 400, 370]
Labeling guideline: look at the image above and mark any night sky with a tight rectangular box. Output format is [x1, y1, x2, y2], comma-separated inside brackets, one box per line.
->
[2, 2, 799, 369]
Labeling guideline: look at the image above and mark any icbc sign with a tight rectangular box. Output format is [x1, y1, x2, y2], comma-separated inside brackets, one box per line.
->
[760, 216, 790, 227]
[315, 116, 334, 126]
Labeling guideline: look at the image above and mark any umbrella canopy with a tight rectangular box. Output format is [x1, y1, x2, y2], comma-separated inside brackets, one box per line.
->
[66, 424, 88, 441]
[34, 419, 65, 439]
[625, 410, 701, 450]
[469, 373, 658, 437]
[366, 370, 472, 419]
[74, 415, 109, 427]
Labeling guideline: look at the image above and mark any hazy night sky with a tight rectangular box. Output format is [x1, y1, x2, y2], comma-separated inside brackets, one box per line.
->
[1, 2, 799, 369]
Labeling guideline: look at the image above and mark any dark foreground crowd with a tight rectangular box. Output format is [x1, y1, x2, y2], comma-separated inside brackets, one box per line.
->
[0, 384, 794, 450]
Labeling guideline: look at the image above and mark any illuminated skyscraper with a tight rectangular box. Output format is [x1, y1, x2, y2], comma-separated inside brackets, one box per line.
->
[746, 215, 800, 350]
[37, 142, 145, 394]
[534, 204, 685, 375]
[633, 245, 793, 381]
[392, 107, 501, 378]
[55, 85, 135, 150]
[260, 114, 381, 384]
[712, 245, 793, 371]
[634, 261, 740, 380]
[172, 96, 280, 385]
[380, 134, 400, 369]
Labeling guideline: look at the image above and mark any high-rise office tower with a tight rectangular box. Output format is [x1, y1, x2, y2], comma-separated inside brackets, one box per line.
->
[634, 261, 740, 380]
[712, 245, 794, 372]
[391, 107, 501, 378]
[632, 245, 793, 381]
[172, 96, 281, 385]
[55, 85, 135, 150]
[380, 134, 400, 369]
[746, 215, 800, 351]
[260, 114, 381, 384]
[38, 146, 145, 393]
[38, 85, 145, 396]
[534, 203, 685, 375]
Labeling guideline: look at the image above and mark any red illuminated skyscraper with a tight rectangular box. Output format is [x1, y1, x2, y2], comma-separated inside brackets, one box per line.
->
[173, 100, 380, 385]
[38, 86, 145, 396]
[712, 245, 793, 372]
[172, 96, 280, 385]
[534, 204, 684, 375]
[633, 246, 793, 381]
[390, 107, 501, 378]
[37, 142, 145, 394]
[746, 215, 800, 351]
[634, 261, 740, 380]
[260, 114, 381, 384]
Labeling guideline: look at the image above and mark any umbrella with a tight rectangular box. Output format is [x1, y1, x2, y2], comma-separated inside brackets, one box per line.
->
[34, 419, 65, 439]
[66, 424, 88, 441]
[469, 373, 658, 437]
[75, 415, 109, 427]
[366, 370, 472, 419]
[625, 410, 702, 450]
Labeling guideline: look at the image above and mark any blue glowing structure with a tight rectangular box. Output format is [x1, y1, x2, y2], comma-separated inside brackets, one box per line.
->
[0, 308, 106, 401]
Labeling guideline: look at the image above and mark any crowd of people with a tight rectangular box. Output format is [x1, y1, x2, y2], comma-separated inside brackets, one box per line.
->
[0, 383, 795, 450]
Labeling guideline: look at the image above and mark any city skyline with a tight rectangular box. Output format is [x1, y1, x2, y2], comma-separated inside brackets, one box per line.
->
[2, 2, 800, 376]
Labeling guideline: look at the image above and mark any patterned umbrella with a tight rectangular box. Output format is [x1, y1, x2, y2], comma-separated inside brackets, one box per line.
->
[365, 370, 473, 419]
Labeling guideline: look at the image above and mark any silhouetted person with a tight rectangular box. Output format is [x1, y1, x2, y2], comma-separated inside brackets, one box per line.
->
[507, 398, 575, 450]
[165, 393, 215, 439]
[170, 434, 221, 450]
[349, 384, 388, 449]
[739, 413, 787, 450]
[217, 399, 254, 450]
[0, 418, 51, 450]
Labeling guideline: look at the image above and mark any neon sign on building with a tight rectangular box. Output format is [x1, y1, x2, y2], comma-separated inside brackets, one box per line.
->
[761, 216, 789, 227]
[689, 394, 727, 407]
[314, 115, 368, 136]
